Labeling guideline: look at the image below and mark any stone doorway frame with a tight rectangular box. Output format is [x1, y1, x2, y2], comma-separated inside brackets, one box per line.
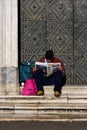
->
[0, 0, 19, 95]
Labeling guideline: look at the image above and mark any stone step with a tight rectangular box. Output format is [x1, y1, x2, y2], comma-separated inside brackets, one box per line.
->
[44, 85, 87, 92]
[1, 101, 87, 110]
[1, 113, 87, 121]
[0, 93, 87, 102]
[0, 101, 87, 121]
[0, 95, 87, 112]
[0, 86, 87, 121]
[20, 85, 87, 94]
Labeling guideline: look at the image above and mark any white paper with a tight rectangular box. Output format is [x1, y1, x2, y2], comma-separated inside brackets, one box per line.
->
[35, 62, 61, 77]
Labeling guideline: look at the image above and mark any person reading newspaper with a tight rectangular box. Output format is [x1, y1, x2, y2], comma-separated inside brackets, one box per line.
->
[33, 50, 66, 97]
[35, 62, 61, 77]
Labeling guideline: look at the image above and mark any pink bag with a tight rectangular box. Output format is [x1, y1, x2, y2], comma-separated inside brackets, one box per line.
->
[22, 79, 38, 95]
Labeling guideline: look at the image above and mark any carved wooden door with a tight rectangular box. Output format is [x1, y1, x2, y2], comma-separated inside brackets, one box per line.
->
[20, 0, 87, 85]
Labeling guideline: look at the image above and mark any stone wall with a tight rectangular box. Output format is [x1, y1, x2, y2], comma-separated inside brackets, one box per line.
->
[0, 0, 19, 95]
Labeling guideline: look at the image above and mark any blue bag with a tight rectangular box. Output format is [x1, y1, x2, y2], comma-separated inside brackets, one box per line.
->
[19, 60, 35, 83]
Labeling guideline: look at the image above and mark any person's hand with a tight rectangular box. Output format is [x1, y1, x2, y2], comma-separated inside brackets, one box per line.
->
[32, 67, 38, 72]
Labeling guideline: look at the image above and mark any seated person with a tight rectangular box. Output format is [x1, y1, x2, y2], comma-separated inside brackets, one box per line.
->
[33, 50, 66, 97]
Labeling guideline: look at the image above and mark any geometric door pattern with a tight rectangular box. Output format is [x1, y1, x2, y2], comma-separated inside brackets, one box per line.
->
[74, 0, 87, 85]
[20, 0, 87, 85]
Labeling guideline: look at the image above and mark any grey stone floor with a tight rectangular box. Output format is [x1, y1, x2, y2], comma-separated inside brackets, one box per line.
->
[0, 121, 87, 130]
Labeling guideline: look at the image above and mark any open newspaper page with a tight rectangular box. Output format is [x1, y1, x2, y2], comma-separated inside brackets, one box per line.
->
[35, 62, 61, 77]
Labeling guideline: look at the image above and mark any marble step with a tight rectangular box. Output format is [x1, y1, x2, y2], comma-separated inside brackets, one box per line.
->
[0, 88, 87, 103]
[0, 93, 87, 103]
[0, 95, 87, 111]
[1, 113, 87, 121]
[0, 86, 87, 121]
[0, 101, 87, 121]
[20, 85, 87, 95]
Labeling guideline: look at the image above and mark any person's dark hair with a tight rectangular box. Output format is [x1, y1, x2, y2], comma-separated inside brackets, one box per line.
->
[45, 50, 54, 60]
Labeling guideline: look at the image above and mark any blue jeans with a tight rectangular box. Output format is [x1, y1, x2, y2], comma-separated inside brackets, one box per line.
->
[33, 70, 63, 93]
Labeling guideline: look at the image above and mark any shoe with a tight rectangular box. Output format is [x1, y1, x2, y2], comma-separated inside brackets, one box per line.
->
[54, 91, 60, 97]
[36, 90, 44, 96]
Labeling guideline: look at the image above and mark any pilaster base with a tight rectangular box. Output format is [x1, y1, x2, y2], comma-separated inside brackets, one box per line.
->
[0, 67, 19, 95]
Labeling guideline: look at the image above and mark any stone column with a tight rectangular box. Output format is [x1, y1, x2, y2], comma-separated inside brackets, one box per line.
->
[0, 0, 19, 95]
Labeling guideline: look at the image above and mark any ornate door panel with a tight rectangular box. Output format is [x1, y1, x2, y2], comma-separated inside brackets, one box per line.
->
[74, 0, 87, 84]
[20, 0, 87, 85]
[46, 0, 74, 84]
[20, 0, 46, 61]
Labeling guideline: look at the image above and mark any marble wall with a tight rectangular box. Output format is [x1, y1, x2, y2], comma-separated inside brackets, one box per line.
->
[0, 0, 19, 95]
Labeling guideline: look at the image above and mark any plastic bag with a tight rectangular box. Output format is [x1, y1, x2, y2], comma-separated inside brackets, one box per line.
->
[22, 79, 38, 95]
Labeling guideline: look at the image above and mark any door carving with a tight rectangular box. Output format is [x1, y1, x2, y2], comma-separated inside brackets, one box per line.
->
[20, 0, 87, 85]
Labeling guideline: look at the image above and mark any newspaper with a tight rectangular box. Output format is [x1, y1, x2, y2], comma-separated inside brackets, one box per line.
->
[35, 62, 61, 77]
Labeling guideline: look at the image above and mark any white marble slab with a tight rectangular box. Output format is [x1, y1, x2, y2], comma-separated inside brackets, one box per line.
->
[0, 0, 18, 67]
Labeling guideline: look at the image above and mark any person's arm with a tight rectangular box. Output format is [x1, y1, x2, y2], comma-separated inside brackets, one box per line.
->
[54, 58, 66, 76]
[60, 60, 66, 76]
[59, 61, 66, 76]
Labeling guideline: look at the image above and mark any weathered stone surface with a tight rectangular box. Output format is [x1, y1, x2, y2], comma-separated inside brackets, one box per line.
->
[0, 86, 87, 121]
